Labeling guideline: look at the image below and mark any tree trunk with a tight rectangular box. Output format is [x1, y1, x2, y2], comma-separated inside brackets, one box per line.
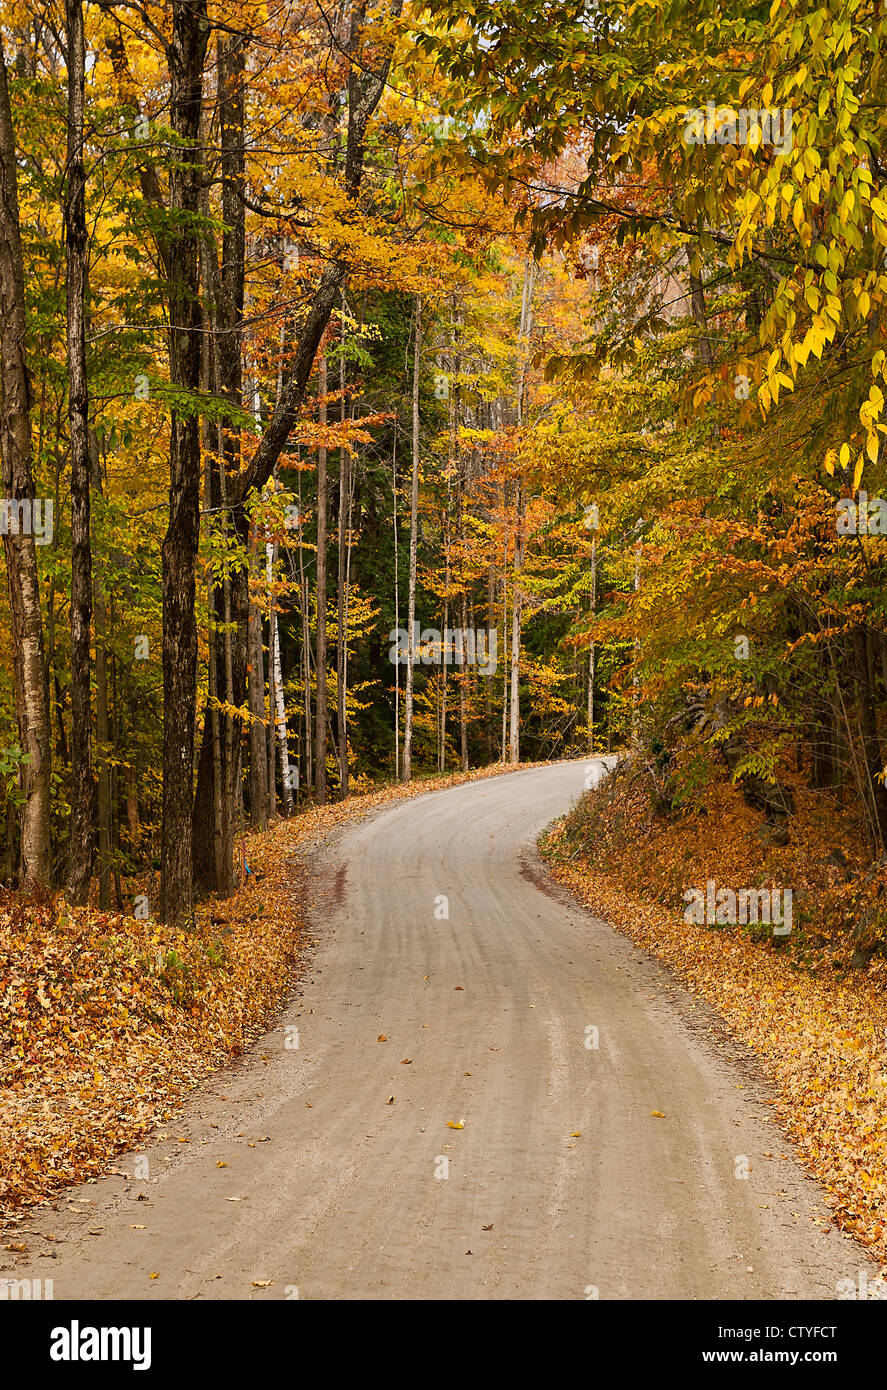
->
[686, 246, 714, 368]
[0, 42, 51, 890]
[315, 354, 329, 803]
[336, 310, 350, 794]
[190, 32, 248, 894]
[65, 0, 93, 903]
[298, 480, 312, 797]
[268, 539, 294, 814]
[403, 296, 421, 781]
[508, 481, 523, 763]
[91, 446, 112, 909]
[587, 536, 596, 754]
[247, 523, 268, 827]
[267, 601, 277, 821]
[160, 0, 208, 924]
[854, 626, 887, 849]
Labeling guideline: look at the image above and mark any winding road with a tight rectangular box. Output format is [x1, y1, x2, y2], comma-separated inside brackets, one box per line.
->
[9, 760, 873, 1299]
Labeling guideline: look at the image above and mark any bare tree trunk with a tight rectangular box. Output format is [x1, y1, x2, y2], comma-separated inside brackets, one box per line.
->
[508, 482, 523, 764]
[485, 562, 495, 760]
[459, 588, 469, 771]
[247, 523, 268, 827]
[315, 353, 329, 802]
[160, 0, 208, 923]
[587, 536, 596, 754]
[500, 499, 509, 764]
[65, 0, 93, 902]
[91, 449, 112, 909]
[632, 538, 641, 749]
[440, 554, 449, 772]
[508, 260, 535, 766]
[267, 602, 277, 820]
[0, 42, 51, 890]
[393, 430, 400, 779]
[191, 32, 247, 895]
[403, 297, 421, 780]
[686, 246, 714, 368]
[336, 303, 350, 793]
[298, 473, 312, 796]
[268, 540, 294, 814]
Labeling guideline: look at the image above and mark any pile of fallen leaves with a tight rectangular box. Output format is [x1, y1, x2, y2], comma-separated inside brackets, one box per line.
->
[542, 763, 887, 1271]
[0, 761, 532, 1218]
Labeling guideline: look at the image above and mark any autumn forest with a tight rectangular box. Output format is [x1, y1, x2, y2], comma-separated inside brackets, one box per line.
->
[2, 0, 887, 922]
[5, 0, 887, 1301]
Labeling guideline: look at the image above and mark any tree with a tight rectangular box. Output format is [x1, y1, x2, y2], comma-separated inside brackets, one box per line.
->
[0, 39, 51, 891]
[65, 0, 93, 904]
[160, 0, 209, 923]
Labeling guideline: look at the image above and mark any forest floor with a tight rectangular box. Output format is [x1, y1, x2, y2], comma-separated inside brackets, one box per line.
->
[541, 760, 887, 1273]
[0, 761, 540, 1221]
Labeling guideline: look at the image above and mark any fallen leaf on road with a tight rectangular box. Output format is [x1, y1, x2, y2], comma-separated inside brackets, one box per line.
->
[149, 1272, 159, 1279]
[252, 1280, 272, 1287]
[387, 1095, 395, 1104]
[217, 1162, 228, 1168]
[651, 1111, 666, 1118]
[5, 1242, 27, 1252]
[447, 1120, 464, 1129]
[378, 1034, 387, 1042]
[130, 1225, 147, 1230]
[454, 986, 464, 991]
[482, 1224, 492, 1231]
[570, 1131, 581, 1137]
[401, 1058, 412, 1065]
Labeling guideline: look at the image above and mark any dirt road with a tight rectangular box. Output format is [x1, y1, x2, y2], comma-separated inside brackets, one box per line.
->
[7, 760, 872, 1299]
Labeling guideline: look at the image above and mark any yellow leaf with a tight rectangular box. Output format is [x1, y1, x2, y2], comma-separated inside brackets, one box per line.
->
[446, 1120, 465, 1129]
[651, 1110, 666, 1118]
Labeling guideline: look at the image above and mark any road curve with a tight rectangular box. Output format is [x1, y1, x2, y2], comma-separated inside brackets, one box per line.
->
[8, 760, 873, 1300]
